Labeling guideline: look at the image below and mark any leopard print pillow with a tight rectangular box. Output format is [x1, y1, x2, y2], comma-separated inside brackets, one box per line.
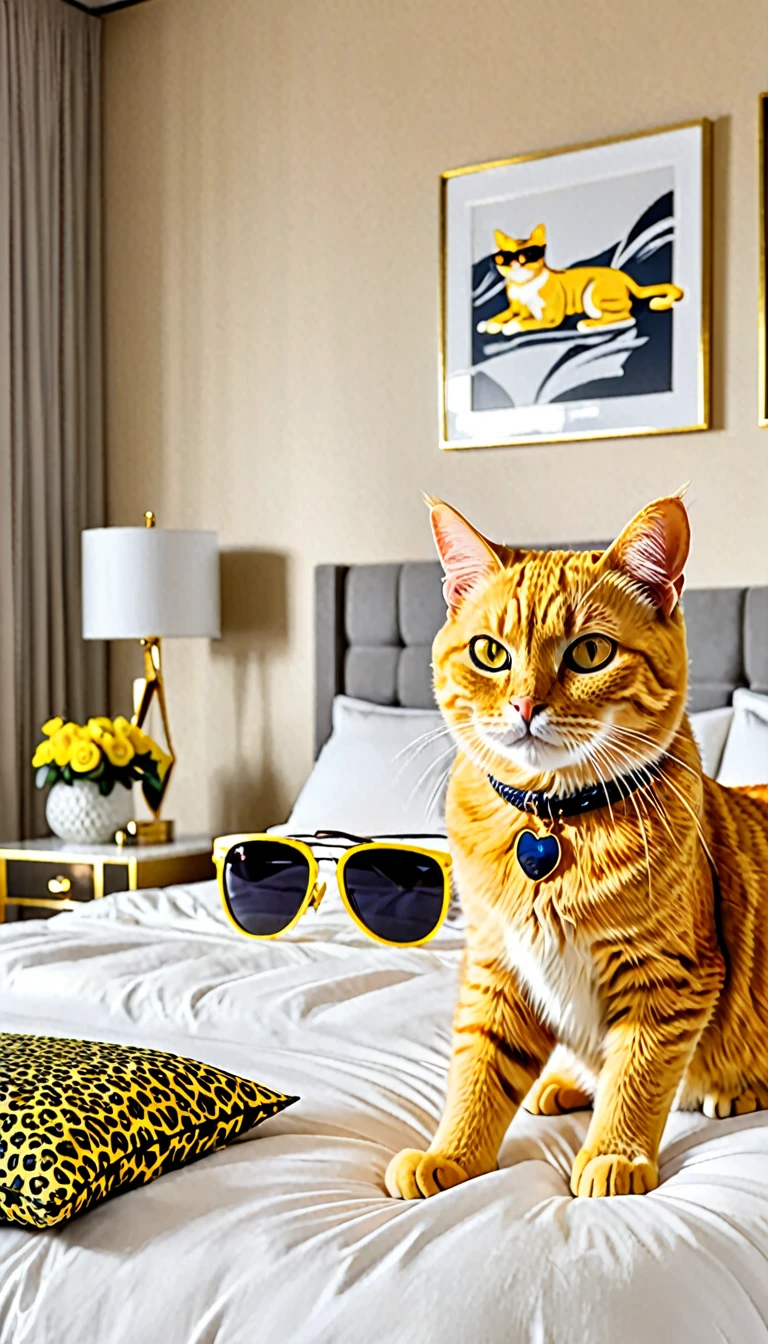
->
[0, 1034, 297, 1229]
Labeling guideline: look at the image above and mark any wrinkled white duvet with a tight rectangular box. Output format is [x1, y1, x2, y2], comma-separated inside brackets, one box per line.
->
[2, 876, 768, 1344]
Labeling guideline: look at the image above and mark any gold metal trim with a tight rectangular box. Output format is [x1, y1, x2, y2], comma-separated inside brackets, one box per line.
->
[760, 95, 768, 427]
[439, 117, 712, 451]
[133, 635, 176, 818]
[128, 509, 175, 828]
[0, 849, 120, 866]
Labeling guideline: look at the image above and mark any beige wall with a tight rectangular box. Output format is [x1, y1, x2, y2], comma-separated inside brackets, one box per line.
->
[103, 0, 768, 836]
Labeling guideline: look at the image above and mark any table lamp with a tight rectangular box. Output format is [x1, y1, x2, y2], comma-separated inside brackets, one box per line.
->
[82, 511, 221, 843]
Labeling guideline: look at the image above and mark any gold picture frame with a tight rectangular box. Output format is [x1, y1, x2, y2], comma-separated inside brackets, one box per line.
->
[759, 94, 768, 427]
[439, 119, 712, 451]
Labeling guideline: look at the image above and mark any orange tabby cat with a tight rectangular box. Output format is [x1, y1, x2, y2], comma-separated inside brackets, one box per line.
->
[386, 495, 768, 1200]
[477, 224, 684, 335]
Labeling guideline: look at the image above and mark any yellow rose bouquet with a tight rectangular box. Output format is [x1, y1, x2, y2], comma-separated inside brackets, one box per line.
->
[33, 716, 173, 811]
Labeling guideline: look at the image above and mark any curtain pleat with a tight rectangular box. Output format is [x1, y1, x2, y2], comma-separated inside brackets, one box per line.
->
[0, 0, 105, 839]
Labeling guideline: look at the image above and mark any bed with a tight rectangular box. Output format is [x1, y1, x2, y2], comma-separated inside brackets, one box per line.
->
[3, 562, 768, 1344]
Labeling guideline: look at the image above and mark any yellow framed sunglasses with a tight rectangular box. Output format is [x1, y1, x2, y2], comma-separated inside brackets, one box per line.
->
[213, 830, 453, 948]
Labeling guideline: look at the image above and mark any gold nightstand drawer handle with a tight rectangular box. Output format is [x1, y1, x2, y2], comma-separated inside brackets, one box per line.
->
[48, 876, 72, 895]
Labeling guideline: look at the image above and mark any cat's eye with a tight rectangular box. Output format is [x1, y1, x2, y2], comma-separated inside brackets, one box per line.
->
[469, 635, 512, 673]
[562, 634, 617, 674]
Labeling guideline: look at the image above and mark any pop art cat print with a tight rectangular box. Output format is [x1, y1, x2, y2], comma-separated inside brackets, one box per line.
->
[440, 121, 711, 450]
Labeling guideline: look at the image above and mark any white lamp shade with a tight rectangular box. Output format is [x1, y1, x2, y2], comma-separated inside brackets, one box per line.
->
[82, 527, 221, 640]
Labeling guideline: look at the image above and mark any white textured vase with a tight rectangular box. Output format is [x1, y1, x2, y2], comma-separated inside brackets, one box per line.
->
[45, 780, 132, 845]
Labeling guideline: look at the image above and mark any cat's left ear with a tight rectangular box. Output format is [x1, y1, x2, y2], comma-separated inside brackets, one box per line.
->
[426, 497, 503, 612]
[530, 223, 547, 247]
[604, 495, 690, 617]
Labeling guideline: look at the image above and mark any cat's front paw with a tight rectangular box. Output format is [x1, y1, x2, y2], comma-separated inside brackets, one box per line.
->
[703, 1088, 760, 1118]
[570, 1148, 658, 1197]
[502, 319, 521, 334]
[477, 320, 488, 334]
[385, 1148, 471, 1200]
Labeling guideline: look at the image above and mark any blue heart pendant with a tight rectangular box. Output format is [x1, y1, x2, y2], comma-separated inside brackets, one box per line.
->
[516, 829, 561, 882]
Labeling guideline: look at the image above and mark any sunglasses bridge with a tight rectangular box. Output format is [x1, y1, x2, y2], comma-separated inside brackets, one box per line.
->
[308, 879, 326, 912]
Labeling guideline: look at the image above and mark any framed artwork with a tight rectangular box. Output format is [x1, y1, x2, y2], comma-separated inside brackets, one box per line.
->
[440, 120, 711, 451]
[760, 94, 768, 427]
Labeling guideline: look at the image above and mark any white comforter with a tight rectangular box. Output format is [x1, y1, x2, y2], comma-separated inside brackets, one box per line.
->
[2, 876, 768, 1344]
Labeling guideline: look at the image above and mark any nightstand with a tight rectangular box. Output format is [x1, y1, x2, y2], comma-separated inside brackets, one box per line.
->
[0, 836, 215, 923]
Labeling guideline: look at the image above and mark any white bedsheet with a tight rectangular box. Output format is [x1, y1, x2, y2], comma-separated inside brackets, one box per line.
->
[2, 876, 768, 1344]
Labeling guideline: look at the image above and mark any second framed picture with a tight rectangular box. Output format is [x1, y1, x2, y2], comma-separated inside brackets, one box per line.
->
[440, 120, 711, 451]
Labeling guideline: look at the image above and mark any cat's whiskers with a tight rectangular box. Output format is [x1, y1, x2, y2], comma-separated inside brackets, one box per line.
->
[599, 731, 712, 861]
[591, 737, 673, 856]
[592, 732, 678, 838]
[405, 741, 458, 810]
[629, 789, 653, 900]
[603, 722, 701, 783]
[393, 717, 468, 766]
[425, 757, 456, 820]
[560, 712, 700, 788]
[582, 742, 618, 832]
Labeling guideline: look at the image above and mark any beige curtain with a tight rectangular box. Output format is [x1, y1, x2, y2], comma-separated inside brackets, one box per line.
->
[0, 0, 105, 839]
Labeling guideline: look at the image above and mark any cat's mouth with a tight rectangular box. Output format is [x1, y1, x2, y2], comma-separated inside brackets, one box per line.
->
[470, 714, 608, 777]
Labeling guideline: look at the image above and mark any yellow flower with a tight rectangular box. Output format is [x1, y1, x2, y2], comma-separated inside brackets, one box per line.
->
[70, 739, 102, 774]
[32, 741, 54, 768]
[42, 717, 63, 737]
[113, 716, 133, 736]
[127, 723, 153, 755]
[102, 735, 135, 768]
[87, 717, 114, 739]
[51, 725, 78, 767]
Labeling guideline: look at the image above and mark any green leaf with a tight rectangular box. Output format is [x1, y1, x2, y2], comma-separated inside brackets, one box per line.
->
[46, 766, 60, 788]
[99, 775, 115, 796]
[62, 765, 73, 784]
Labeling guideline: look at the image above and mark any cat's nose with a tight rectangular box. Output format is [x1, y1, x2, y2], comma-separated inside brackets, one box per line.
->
[510, 696, 543, 724]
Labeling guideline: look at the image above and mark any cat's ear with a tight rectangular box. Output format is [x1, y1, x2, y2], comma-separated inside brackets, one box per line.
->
[604, 495, 690, 617]
[530, 223, 547, 247]
[426, 497, 503, 612]
[494, 229, 513, 250]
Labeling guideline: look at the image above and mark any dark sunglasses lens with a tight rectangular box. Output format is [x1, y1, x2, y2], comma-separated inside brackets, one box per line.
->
[341, 850, 445, 945]
[223, 841, 310, 936]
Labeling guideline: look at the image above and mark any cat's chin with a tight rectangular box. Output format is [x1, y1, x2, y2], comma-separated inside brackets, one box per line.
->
[490, 743, 581, 780]
[464, 724, 619, 794]
[471, 730, 586, 783]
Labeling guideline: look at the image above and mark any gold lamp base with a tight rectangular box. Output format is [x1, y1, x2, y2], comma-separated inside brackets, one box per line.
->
[116, 819, 176, 848]
[127, 513, 177, 844]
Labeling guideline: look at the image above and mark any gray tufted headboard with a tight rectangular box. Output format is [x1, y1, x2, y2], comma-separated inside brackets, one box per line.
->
[314, 557, 768, 756]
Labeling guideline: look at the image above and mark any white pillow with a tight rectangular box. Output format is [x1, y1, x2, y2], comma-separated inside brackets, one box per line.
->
[286, 696, 453, 836]
[688, 706, 734, 778]
[717, 689, 768, 788]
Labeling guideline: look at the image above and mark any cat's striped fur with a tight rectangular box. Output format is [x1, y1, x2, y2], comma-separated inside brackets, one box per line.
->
[386, 496, 768, 1200]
